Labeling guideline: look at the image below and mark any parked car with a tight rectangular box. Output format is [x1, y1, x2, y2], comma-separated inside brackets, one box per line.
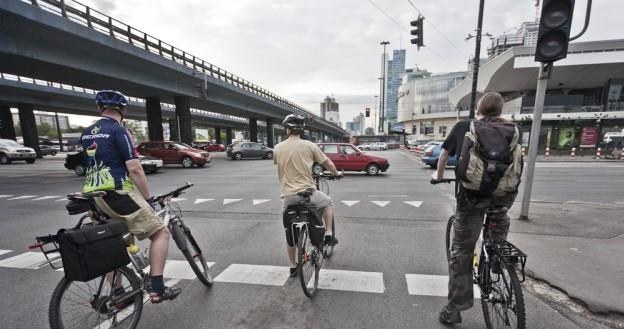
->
[421, 144, 458, 168]
[137, 141, 210, 168]
[39, 145, 58, 156]
[226, 142, 273, 160]
[193, 141, 225, 152]
[316, 143, 389, 175]
[0, 139, 36, 164]
[369, 142, 388, 151]
[65, 152, 163, 176]
[414, 141, 442, 157]
[356, 143, 370, 151]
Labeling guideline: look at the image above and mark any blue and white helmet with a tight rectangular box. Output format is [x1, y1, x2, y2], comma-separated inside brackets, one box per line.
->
[95, 90, 128, 109]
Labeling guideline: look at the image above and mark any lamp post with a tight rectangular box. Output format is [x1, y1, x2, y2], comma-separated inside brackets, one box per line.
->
[373, 95, 378, 135]
[379, 41, 390, 133]
[411, 112, 416, 134]
[466, 0, 485, 119]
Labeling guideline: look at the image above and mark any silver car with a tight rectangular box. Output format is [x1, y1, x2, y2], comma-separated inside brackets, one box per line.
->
[0, 139, 37, 164]
[226, 142, 274, 160]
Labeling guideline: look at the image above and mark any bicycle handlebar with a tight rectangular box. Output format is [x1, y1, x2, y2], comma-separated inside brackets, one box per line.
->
[430, 178, 457, 185]
[313, 173, 343, 181]
[155, 182, 194, 203]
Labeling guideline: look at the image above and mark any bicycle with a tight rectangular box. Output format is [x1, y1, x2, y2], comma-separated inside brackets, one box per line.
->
[30, 182, 212, 329]
[432, 178, 528, 329]
[286, 173, 342, 298]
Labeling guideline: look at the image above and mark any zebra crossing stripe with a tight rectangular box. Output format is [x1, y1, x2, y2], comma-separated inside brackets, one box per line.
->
[0, 252, 50, 269]
[214, 264, 290, 286]
[33, 196, 61, 201]
[313, 269, 385, 294]
[7, 195, 37, 200]
[0, 250, 11, 257]
[0, 195, 14, 199]
[405, 274, 480, 299]
[162, 260, 215, 280]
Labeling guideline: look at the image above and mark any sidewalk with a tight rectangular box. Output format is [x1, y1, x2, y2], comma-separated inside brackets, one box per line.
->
[507, 201, 624, 314]
[398, 148, 624, 162]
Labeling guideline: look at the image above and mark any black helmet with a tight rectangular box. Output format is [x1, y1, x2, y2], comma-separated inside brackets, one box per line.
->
[282, 114, 305, 131]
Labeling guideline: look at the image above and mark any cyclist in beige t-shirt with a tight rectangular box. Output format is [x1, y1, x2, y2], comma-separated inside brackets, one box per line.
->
[274, 114, 341, 277]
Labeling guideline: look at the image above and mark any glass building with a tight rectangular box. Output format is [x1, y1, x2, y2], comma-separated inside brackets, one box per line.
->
[384, 49, 406, 126]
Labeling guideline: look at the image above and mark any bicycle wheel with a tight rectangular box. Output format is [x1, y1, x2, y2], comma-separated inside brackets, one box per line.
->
[323, 215, 336, 258]
[297, 226, 319, 298]
[49, 266, 143, 329]
[171, 220, 213, 286]
[445, 215, 456, 262]
[481, 262, 526, 329]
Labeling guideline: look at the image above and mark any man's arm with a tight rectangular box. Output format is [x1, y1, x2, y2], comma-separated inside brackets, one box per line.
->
[321, 158, 340, 176]
[126, 159, 151, 199]
[432, 149, 449, 181]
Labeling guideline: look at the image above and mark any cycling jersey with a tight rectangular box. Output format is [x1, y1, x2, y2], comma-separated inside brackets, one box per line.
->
[81, 117, 137, 192]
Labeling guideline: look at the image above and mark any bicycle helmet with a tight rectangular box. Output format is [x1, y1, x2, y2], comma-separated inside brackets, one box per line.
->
[282, 114, 306, 131]
[95, 90, 128, 115]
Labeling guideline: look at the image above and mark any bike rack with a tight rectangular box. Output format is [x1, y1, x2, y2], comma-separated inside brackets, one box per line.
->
[489, 239, 528, 282]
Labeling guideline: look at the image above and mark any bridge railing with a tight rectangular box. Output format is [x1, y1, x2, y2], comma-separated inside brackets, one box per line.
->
[20, 0, 334, 124]
[0, 72, 249, 123]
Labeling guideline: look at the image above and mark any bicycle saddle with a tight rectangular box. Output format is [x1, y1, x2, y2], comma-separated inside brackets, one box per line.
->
[297, 189, 315, 198]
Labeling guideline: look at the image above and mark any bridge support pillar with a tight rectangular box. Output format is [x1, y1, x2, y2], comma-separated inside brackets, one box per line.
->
[175, 96, 192, 145]
[18, 104, 41, 158]
[249, 118, 258, 142]
[266, 118, 274, 148]
[215, 127, 222, 144]
[0, 106, 17, 141]
[146, 97, 163, 141]
[319, 132, 325, 142]
[168, 118, 179, 142]
[226, 127, 233, 146]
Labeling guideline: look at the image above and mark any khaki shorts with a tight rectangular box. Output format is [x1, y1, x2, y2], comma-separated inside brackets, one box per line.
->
[94, 189, 165, 240]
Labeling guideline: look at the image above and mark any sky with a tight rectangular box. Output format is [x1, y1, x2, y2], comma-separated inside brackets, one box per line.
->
[66, 0, 621, 128]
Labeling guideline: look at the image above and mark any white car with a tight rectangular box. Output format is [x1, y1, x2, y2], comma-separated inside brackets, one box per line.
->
[364, 142, 388, 151]
[0, 139, 37, 164]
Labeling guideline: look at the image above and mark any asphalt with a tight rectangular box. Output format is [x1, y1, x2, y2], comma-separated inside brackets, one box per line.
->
[0, 150, 622, 328]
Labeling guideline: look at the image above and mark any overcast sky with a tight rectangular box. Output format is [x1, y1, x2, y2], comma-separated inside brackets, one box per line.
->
[71, 0, 621, 127]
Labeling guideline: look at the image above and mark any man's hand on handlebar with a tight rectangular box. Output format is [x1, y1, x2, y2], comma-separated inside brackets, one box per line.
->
[431, 171, 442, 182]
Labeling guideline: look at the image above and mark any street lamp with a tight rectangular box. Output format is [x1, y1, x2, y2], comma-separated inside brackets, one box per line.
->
[379, 41, 390, 133]
[411, 112, 416, 134]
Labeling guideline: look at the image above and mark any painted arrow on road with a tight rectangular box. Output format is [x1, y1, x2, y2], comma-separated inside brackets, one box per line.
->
[403, 201, 423, 208]
[223, 199, 242, 205]
[341, 201, 360, 207]
[194, 198, 214, 205]
[252, 199, 271, 205]
[371, 201, 391, 207]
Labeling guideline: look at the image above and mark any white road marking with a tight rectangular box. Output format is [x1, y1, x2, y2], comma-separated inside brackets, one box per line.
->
[7, 195, 37, 200]
[56, 198, 68, 202]
[0, 252, 50, 269]
[32, 196, 61, 201]
[341, 200, 360, 207]
[368, 194, 408, 197]
[194, 198, 214, 205]
[214, 264, 290, 286]
[162, 260, 215, 280]
[371, 201, 391, 207]
[403, 201, 423, 208]
[252, 199, 271, 205]
[313, 269, 385, 294]
[405, 274, 479, 299]
[0, 195, 14, 199]
[0, 250, 11, 257]
[223, 198, 242, 205]
[171, 197, 187, 202]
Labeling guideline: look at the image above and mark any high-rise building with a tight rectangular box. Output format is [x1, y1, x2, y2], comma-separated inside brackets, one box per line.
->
[488, 21, 539, 59]
[344, 113, 365, 136]
[384, 49, 406, 127]
[320, 96, 340, 125]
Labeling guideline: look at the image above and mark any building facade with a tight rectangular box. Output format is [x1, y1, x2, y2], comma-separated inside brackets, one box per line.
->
[320, 96, 340, 126]
[384, 49, 406, 127]
[344, 113, 365, 136]
[488, 21, 539, 59]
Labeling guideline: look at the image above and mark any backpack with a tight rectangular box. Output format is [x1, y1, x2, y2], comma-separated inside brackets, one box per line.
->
[456, 120, 523, 197]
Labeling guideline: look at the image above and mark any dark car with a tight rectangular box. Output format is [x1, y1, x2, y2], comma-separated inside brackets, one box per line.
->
[316, 143, 389, 175]
[226, 142, 273, 160]
[137, 141, 210, 168]
[39, 145, 58, 156]
[421, 143, 458, 168]
[65, 152, 164, 175]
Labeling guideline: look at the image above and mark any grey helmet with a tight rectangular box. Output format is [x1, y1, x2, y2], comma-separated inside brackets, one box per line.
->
[282, 114, 306, 131]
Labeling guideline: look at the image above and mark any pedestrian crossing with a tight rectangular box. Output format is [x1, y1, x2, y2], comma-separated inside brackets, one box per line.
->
[0, 195, 426, 209]
[0, 249, 470, 298]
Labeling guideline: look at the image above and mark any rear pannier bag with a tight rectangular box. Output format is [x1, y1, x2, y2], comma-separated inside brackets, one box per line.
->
[57, 219, 130, 282]
[456, 120, 523, 197]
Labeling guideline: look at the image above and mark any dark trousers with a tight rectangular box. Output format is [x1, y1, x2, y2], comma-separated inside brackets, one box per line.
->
[447, 191, 516, 311]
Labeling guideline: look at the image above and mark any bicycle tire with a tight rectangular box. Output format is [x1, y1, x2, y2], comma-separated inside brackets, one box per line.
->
[171, 220, 213, 286]
[297, 226, 319, 298]
[49, 266, 143, 329]
[445, 215, 456, 262]
[481, 262, 526, 329]
[323, 216, 336, 258]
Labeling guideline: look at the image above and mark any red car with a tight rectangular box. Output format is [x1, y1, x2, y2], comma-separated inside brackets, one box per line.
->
[315, 143, 390, 175]
[193, 141, 226, 152]
[137, 141, 210, 168]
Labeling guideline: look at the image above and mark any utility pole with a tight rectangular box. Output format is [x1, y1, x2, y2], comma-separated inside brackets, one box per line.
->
[469, 0, 485, 119]
[373, 95, 378, 135]
[379, 41, 390, 133]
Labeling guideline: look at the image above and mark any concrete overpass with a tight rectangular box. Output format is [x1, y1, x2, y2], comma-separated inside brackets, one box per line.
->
[0, 0, 348, 151]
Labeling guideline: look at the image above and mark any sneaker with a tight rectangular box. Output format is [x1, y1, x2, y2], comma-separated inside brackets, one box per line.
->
[438, 305, 462, 324]
[324, 235, 338, 246]
[289, 267, 298, 278]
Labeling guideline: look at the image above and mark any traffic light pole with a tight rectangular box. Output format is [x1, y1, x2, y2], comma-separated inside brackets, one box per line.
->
[468, 0, 485, 120]
[520, 62, 552, 220]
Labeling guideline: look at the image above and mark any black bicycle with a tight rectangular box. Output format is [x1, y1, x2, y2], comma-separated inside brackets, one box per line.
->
[433, 178, 527, 329]
[286, 173, 342, 298]
[31, 182, 212, 329]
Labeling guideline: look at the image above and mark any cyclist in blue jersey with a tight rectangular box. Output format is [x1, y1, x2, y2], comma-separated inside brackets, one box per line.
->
[81, 90, 180, 303]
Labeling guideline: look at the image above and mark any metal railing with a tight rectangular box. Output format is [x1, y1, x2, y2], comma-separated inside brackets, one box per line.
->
[19, 0, 326, 123]
[0, 72, 249, 123]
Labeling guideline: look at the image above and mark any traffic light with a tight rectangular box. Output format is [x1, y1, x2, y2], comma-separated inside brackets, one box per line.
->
[365, 108, 370, 117]
[410, 16, 424, 49]
[535, 0, 575, 63]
